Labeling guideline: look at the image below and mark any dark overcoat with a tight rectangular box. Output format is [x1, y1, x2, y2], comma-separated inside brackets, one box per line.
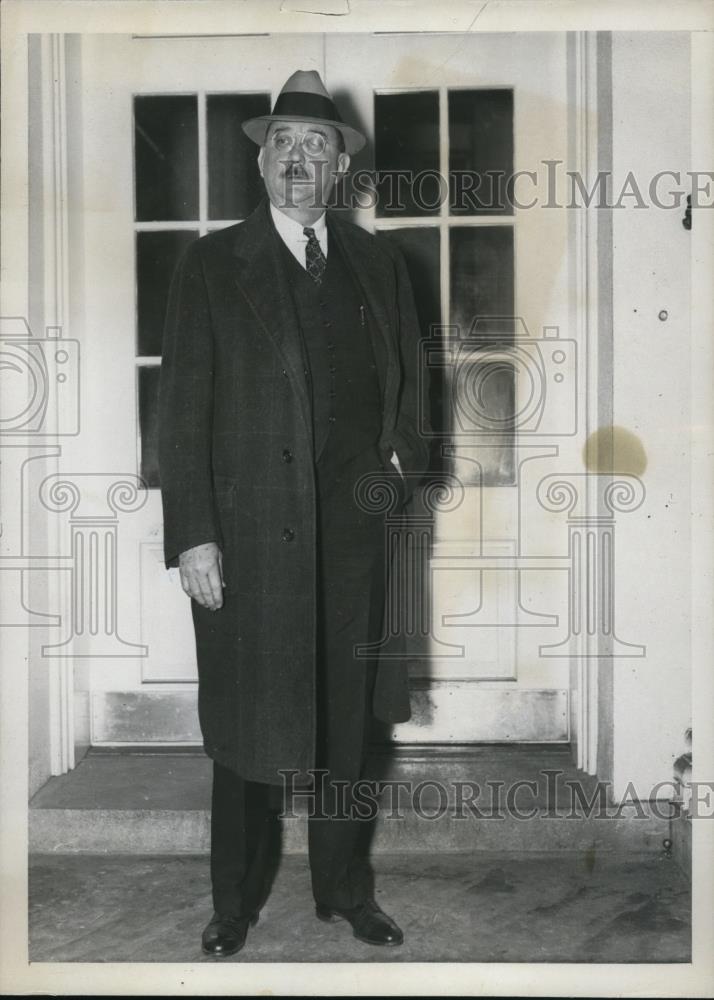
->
[158, 199, 429, 784]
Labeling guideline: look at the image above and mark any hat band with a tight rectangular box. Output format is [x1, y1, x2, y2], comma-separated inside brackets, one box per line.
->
[271, 90, 343, 124]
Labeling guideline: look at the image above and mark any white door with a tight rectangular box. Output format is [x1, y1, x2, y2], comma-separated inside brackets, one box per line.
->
[68, 32, 576, 751]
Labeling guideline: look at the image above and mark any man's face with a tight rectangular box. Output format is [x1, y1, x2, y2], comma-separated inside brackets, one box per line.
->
[258, 119, 350, 214]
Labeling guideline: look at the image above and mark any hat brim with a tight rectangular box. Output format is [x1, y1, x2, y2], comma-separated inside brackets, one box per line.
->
[242, 115, 366, 156]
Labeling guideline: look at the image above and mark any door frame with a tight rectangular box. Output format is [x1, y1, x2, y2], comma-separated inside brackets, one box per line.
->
[27, 29, 607, 776]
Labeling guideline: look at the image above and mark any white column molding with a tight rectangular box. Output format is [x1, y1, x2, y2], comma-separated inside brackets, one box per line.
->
[568, 31, 606, 775]
[40, 33, 74, 774]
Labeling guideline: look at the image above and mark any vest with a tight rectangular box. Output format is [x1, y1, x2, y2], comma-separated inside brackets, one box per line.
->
[279, 231, 383, 465]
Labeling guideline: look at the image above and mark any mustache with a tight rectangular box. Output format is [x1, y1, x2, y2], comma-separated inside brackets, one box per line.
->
[282, 162, 311, 180]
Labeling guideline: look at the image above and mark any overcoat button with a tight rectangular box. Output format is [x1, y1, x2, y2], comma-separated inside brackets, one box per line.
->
[282, 527, 295, 542]
[282, 449, 293, 463]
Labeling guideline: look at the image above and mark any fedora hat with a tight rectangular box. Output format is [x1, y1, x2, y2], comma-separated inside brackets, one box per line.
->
[242, 69, 366, 155]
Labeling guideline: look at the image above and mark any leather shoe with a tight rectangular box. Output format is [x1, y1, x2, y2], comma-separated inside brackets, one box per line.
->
[315, 899, 404, 946]
[201, 911, 258, 957]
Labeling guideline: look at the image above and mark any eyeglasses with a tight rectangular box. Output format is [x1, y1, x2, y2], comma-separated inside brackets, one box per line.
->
[268, 130, 330, 157]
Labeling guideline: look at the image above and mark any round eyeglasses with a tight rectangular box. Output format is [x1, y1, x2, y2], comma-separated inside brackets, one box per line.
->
[269, 130, 329, 157]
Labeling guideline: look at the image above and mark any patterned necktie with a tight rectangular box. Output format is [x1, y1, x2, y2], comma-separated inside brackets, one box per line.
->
[303, 227, 327, 285]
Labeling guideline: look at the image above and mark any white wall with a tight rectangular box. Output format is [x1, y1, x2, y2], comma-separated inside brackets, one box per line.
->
[608, 32, 692, 800]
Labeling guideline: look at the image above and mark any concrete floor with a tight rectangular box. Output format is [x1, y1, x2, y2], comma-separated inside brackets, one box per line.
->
[29, 851, 690, 963]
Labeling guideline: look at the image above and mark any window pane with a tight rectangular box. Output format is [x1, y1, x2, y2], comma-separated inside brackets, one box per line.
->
[449, 225, 515, 485]
[134, 96, 198, 221]
[449, 226, 514, 342]
[374, 91, 440, 218]
[449, 89, 514, 216]
[138, 365, 161, 488]
[207, 93, 271, 220]
[136, 230, 198, 357]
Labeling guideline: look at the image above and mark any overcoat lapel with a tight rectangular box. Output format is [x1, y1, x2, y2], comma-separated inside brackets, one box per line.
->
[328, 215, 400, 428]
[231, 202, 312, 436]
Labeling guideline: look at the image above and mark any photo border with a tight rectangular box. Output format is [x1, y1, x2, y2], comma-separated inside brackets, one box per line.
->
[1, 1, 712, 995]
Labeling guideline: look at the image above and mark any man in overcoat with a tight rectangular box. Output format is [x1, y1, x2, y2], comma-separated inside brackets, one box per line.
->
[158, 69, 429, 956]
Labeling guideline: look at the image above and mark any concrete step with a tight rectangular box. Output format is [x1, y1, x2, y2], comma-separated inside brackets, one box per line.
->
[29, 746, 673, 855]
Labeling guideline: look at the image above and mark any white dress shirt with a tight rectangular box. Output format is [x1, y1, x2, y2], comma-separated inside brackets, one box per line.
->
[269, 203, 404, 480]
[270, 203, 328, 268]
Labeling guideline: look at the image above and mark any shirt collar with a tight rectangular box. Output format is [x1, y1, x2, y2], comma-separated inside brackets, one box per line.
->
[269, 202, 327, 243]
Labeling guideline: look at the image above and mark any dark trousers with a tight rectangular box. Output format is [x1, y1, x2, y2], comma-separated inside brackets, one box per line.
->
[210, 442, 386, 916]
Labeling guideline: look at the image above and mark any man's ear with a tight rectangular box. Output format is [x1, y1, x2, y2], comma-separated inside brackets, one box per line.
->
[336, 151, 351, 178]
[258, 147, 265, 177]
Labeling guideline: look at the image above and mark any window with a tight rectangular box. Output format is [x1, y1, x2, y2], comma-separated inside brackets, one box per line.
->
[374, 88, 516, 485]
[133, 92, 270, 487]
[133, 88, 516, 487]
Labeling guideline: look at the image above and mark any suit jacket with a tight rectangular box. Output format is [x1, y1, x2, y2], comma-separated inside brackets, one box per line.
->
[158, 198, 430, 784]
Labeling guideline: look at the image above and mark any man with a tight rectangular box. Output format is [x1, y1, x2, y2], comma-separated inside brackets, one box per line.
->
[158, 70, 429, 957]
